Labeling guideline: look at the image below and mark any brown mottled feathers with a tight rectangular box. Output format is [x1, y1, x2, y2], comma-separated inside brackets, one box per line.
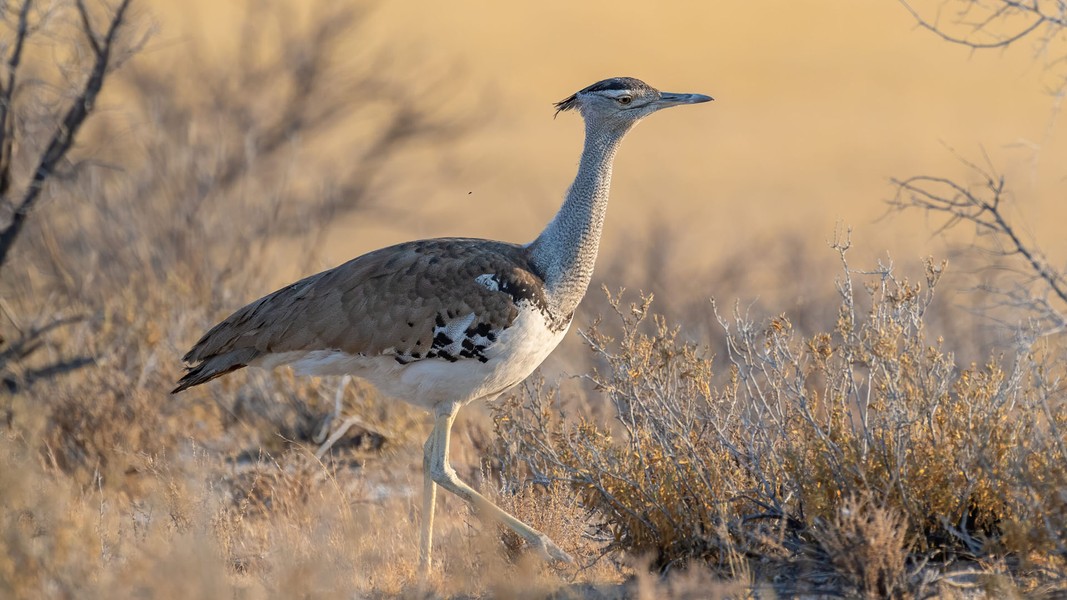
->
[173, 238, 550, 393]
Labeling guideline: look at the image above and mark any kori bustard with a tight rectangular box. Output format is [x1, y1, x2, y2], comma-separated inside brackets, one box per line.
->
[173, 77, 712, 572]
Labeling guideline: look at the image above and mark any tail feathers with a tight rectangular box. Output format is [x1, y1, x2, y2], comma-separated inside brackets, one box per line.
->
[172, 348, 259, 394]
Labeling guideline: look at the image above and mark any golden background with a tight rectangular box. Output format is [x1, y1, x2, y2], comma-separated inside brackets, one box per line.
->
[144, 0, 1065, 297]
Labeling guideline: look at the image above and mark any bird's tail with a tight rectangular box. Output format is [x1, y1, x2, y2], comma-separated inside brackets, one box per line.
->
[172, 348, 258, 394]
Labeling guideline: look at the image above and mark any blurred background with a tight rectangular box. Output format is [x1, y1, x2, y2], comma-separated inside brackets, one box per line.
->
[1, 0, 1061, 490]
[1, 0, 1065, 594]
[142, 0, 1067, 346]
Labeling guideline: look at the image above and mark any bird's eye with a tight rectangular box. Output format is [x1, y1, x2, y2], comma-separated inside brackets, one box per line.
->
[618, 96, 632, 105]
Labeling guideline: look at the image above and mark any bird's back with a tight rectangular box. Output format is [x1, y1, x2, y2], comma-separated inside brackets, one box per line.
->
[174, 238, 571, 406]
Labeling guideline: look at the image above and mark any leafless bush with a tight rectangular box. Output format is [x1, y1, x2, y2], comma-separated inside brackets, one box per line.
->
[890, 162, 1067, 342]
[0, 0, 142, 270]
[495, 234, 1067, 595]
[896, 1, 1067, 342]
[0, 0, 143, 395]
[899, 0, 1067, 94]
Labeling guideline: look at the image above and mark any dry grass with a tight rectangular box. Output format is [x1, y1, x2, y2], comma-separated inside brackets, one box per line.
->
[495, 235, 1067, 597]
[811, 494, 911, 599]
[1, 1, 1066, 599]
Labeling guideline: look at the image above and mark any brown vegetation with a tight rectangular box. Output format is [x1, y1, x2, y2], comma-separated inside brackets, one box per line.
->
[1, 0, 1065, 598]
[497, 236, 1067, 596]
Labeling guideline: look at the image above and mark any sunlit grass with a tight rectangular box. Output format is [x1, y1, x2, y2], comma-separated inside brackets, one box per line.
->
[2, 0, 1066, 598]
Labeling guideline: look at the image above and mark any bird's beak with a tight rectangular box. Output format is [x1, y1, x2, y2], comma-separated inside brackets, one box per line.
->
[656, 92, 714, 108]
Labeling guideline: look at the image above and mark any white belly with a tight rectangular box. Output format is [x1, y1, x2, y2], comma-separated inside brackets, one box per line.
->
[254, 306, 569, 412]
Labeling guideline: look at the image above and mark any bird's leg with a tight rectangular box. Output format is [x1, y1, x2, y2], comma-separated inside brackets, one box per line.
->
[423, 405, 573, 565]
[314, 374, 350, 444]
[315, 376, 366, 459]
[418, 433, 439, 577]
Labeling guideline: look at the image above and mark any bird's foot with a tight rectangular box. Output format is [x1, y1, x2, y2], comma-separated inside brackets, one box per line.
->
[529, 534, 573, 565]
[313, 415, 363, 459]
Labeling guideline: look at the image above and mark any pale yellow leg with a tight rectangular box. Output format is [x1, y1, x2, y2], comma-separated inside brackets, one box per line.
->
[418, 435, 438, 577]
[420, 405, 572, 566]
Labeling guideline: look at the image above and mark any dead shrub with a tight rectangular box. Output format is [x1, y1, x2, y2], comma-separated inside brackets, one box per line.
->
[495, 234, 1067, 595]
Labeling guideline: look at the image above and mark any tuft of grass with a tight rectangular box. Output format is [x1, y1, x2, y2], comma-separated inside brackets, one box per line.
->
[811, 493, 911, 599]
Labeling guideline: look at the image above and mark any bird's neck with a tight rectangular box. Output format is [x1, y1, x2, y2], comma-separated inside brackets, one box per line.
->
[528, 121, 629, 319]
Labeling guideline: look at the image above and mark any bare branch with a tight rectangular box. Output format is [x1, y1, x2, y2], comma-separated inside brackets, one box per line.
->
[0, 0, 134, 271]
[74, 0, 102, 56]
[889, 167, 1067, 336]
[898, 0, 1064, 50]
[0, 1, 32, 199]
[894, 2, 1067, 338]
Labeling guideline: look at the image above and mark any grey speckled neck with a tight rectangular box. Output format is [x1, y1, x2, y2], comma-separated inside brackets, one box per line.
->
[527, 119, 632, 320]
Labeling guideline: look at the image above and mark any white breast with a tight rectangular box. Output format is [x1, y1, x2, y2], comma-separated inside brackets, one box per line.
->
[255, 303, 569, 412]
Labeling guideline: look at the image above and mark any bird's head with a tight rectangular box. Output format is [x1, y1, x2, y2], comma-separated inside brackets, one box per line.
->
[554, 77, 712, 129]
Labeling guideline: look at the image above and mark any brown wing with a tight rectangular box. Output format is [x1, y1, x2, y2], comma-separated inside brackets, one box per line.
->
[173, 238, 548, 393]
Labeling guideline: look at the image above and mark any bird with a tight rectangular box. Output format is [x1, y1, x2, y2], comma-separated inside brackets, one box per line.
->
[173, 77, 712, 574]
